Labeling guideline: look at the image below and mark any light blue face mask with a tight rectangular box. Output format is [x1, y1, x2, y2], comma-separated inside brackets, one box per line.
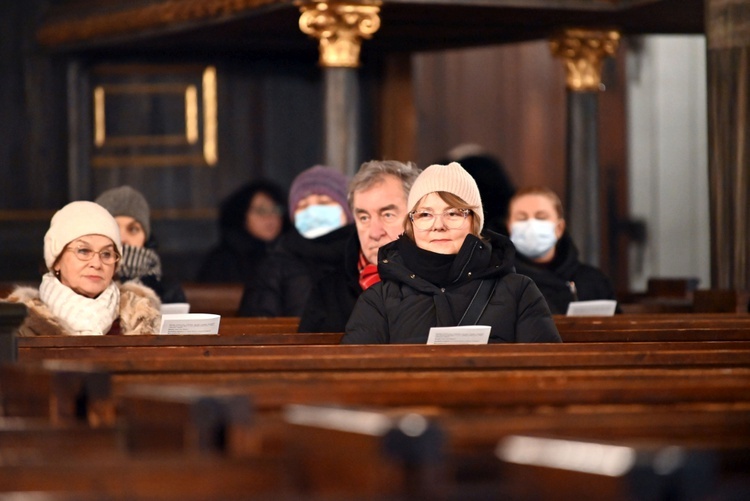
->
[510, 219, 558, 259]
[294, 204, 345, 239]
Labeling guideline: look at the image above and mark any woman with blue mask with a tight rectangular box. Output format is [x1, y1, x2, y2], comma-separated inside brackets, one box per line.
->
[238, 165, 355, 317]
[507, 186, 617, 315]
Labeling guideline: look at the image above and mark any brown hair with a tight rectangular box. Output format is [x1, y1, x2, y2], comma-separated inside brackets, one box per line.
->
[508, 186, 565, 220]
[403, 191, 481, 240]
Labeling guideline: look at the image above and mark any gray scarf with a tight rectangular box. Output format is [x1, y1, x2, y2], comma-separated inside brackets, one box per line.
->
[119, 245, 162, 281]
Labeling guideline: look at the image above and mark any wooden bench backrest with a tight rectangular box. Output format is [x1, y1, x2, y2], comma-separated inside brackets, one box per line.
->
[181, 282, 244, 317]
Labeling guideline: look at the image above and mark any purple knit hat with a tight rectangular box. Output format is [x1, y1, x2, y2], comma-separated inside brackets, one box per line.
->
[288, 165, 353, 223]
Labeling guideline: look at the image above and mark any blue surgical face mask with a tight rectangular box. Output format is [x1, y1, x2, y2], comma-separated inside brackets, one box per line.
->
[294, 204, 345, 239]
[510, 219, 558, 259]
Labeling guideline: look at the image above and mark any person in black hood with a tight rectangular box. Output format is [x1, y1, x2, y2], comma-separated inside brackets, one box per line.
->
[343, 162, 560, 344]
[443, 144, 516, 235]
[507, 186, 617, 315]
[238, 165, 354, 317]
[197, 179, 289, 285]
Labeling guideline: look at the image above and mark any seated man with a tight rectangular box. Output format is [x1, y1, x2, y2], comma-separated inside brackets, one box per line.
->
[298, 160, 420, 332]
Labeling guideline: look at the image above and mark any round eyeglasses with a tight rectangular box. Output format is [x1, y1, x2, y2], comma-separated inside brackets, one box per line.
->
[409, 209, 471, 230]
[65, 246, 121, 265]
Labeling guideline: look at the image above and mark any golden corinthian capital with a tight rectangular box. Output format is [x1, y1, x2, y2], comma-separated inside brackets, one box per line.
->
[550, 28, 621, 92]
[298, 1, 382, 68]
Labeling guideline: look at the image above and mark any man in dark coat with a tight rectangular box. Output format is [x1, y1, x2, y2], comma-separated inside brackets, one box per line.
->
[298, 160, 420, 332]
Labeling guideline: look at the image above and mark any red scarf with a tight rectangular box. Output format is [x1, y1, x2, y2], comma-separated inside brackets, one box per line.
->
[358, 251, 381, 291]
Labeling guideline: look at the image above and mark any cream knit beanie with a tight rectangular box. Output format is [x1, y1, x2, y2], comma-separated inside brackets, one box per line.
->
[44, 201, 123, 271]
[407, 162, 484, 233]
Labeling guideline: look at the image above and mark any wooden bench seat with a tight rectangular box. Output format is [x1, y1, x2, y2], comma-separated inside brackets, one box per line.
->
[3, 340, 750, 499]
[281, 403, 750, 500]
[5, 353, 750, 423]
[13, 312, 750, 363]
[5, 314, 750, 499]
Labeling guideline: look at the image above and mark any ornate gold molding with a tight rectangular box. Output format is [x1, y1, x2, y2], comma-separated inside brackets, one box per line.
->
[92, 65, 218, 168]
[549, 28, 620, 92]
[298, 1, 382, 68]
[37, 0, 277, 47]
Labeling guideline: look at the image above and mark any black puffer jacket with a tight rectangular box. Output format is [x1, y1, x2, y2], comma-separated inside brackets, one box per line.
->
[343, 232, 561, 344]
[514, 233, 616, 315]
[197, 228, 273, 285]
[298, 231, 362, 333]
[238, 224, 355, 317]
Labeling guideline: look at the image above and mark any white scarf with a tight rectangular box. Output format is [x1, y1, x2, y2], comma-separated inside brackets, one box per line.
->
[39, 272, 120, 335]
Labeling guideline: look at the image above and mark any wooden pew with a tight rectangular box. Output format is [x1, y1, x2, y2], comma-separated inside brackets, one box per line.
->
[17, 332, 344, 362]
[14, 311, 750, 364]
[0, 384, 293, 499]
[5, 342, 750, 423]
[15, 339, 750, 366]
[3, 343, 750, 499]
[180, 282, 244, 317]
[281, 404, 750, 499]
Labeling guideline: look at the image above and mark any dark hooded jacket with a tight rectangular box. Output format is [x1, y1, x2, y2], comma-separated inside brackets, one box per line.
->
[238, 224, 356, 317]
[197, 180, 290, 284]
[343, 231, 561, 344]
[513, 232, 617, 315]
[298, 230, 362, 332]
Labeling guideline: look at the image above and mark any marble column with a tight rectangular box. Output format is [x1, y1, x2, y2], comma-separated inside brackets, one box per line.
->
[706, 0, 750, 290]
[550, 29, 620, 267]
[299, 1, 381, 176]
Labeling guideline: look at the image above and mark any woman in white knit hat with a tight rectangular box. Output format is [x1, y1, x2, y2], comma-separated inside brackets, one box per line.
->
[2, 201, 161, 336]
[343, 162, 561, 344]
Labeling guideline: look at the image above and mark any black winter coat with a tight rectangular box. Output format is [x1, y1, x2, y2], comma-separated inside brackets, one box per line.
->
[343, 232, 561, 344]
[298, 231, 362, 333]
[197, 228, 273, 285]
[514, 233, 617, 315]
[238, 224, 355, 317]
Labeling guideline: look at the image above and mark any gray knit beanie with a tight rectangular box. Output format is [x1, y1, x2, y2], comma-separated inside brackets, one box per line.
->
[407, 162, 484, 233]
[95, 185, 151, 239]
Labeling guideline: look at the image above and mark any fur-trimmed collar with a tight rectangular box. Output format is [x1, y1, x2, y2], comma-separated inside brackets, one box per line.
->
[3, 281, 161, 336]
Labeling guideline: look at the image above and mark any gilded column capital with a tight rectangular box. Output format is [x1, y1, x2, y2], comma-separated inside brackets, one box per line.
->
[298, 1, 382, 68]
[549, 28, 621, 92]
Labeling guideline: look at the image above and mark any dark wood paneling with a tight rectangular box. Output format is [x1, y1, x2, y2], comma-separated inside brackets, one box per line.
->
[413, 41, 567, 194]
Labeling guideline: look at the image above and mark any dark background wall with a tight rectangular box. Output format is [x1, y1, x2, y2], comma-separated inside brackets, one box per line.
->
[0, 2, 629, 290]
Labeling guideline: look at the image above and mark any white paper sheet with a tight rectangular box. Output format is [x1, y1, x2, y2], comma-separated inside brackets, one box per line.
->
[159, 313, 220, 335]
[565, 300, 618, 317]
[427, 325, 491, 345]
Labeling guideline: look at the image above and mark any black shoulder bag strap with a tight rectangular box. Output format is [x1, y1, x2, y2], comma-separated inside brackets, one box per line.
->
[457, 279, 498, 326]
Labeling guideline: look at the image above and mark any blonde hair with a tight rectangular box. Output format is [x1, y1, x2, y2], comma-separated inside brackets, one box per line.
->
[403, 191, 481, 240]
[509, 186, 565, 220]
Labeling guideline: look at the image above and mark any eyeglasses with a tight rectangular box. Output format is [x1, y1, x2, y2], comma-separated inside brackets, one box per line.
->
[65, 246, 121, 265]
[409, 209, 471, 230]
